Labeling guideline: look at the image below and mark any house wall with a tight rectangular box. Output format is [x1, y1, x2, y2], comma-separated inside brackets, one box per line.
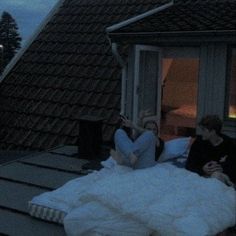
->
[198, 43, 236, 137]
[198, 43, 227, 118]
[124, 42, 236, 138]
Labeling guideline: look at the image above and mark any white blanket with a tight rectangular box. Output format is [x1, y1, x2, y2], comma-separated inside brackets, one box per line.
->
[30, 161, 236, 236]
[30, 161, 130, 213]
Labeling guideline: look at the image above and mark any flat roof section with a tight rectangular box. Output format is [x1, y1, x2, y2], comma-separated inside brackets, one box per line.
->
[0, 146, 89, 236]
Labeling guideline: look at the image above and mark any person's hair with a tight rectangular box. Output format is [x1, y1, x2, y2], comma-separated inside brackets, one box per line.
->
[143, 120, 159, 135]
[198, 115, 222, 135]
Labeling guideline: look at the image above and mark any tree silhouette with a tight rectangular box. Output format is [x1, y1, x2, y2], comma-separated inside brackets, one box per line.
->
[0, 11, 22, 73]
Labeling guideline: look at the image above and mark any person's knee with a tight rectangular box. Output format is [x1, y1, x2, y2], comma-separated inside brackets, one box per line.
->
[114, 128, 126, 141]
[142, 131, 156, 142]
[115, 128, 125, 136]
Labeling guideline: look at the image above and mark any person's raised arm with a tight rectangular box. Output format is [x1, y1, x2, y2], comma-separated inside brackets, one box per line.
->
[120, 116, 146, 134]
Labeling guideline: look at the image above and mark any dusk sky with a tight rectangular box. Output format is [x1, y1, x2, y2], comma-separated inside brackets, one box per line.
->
[0, 0, 59, 46]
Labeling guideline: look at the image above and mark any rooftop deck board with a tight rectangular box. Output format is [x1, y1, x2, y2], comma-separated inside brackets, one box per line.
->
[0, 146, 93, 235]
[0, 209, 66, 236]
[19, 153, 88, 173]
[0, 162, 79, 189]
[0, 180, 46, 213]
[49, 145, 78, 156]
[0, 151, 33, 165]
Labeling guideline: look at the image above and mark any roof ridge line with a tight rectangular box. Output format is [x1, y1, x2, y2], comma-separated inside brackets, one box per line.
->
[0, 0, 65, 83]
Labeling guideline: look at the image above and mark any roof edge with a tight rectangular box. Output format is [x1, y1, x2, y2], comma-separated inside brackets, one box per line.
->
[106, 1, 174, 33]
[0, 0, 65, 83]
[108, 30, 236, 37]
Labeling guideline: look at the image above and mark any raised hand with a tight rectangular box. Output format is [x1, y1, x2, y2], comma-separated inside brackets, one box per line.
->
[120, 116, 134, 128]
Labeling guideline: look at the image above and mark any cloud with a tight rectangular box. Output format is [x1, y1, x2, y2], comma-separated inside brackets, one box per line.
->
[1, 0, 58, 13]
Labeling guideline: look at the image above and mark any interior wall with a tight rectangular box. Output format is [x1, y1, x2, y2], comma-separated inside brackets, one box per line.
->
[228, 53, 236, 118]
[162, 59, 199, 108]
[229, 53, 236, 105]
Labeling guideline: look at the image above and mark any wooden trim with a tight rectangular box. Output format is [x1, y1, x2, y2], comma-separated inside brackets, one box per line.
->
[106, 1, 173, 33]
[121, 66, 127, 115]
[109, 33, 236, 45]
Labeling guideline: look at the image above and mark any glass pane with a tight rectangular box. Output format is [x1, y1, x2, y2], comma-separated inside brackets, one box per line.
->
[138, 51, 159, 115]
[228, 48, 236, 119]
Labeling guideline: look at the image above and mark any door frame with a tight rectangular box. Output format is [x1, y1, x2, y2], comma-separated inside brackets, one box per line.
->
[133, 44, 162, 125]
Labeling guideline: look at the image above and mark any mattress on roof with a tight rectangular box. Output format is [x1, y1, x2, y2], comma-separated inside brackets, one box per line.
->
[28, 202, 66, 224]
[28, 161, 118, 224]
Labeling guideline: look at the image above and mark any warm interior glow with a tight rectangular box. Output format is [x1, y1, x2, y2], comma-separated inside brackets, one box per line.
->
[161, 58, 199, 139]
[229, 105, 236, 118]
[228, 48, 236, 119]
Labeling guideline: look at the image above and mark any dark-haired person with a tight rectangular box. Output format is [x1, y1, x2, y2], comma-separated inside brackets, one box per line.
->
[110, 112, 164, 169]
[186, 115, 236, 186]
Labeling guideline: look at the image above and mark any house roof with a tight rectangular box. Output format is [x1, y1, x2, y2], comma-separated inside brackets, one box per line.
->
[0, 0, 234, 151]
[0, 0, 170, 151]
[0, 145, 88, 235]
[108, 0, 236, 35]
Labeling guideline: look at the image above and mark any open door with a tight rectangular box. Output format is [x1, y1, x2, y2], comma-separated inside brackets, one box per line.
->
[133, 45, 162, 126]
[161, 47, 199, 140]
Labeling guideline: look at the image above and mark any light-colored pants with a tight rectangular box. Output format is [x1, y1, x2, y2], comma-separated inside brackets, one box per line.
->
[114, 129, 156, 169]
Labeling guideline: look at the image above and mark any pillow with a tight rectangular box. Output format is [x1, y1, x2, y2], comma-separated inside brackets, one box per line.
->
[158, 137, 191, 162]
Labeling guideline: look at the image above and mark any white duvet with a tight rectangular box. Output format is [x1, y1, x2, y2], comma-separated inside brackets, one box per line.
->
[30, 160, 236, 236]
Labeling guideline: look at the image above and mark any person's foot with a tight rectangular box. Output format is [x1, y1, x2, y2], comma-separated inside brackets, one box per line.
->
[110, 149, 123, 165]
[129, 153, 138, 168]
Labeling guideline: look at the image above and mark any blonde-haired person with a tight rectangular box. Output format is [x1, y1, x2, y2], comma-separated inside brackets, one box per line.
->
[110, 110, 164, 169]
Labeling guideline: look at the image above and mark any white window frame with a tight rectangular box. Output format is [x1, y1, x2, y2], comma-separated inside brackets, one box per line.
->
[133, 45, 162, 125]
[120, 65, 127, 115]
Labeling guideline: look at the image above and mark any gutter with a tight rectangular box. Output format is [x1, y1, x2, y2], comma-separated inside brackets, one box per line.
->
[0, 0, 65, 83]
[108, 30, 236, 37]
[105, 0, 175, 68]
[106, 35, 126, 114]
[105, 1, 173, 114]
[111, 42, 126, 67]
[106, 33, 125, 67]
[106, 1, 174, 33]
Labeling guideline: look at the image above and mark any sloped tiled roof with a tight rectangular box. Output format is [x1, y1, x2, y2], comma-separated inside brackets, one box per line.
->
[0, 0, 170, 151]
[109, 0, 236, 34]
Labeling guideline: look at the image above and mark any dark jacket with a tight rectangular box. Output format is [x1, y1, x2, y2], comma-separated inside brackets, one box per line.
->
[186, 135, 236, 183]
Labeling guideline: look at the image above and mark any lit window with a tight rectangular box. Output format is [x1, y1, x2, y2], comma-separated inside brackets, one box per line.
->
[227, 48, 236, 119]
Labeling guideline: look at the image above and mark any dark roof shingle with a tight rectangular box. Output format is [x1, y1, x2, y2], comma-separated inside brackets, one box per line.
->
[0, 0, 169, 150]
[110, 0, 236, 34]
[1, 0, 234, 150]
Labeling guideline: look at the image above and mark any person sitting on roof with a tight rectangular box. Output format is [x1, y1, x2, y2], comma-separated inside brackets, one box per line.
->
[110, 110, 164, 169]
[185, 115, 236, 187]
